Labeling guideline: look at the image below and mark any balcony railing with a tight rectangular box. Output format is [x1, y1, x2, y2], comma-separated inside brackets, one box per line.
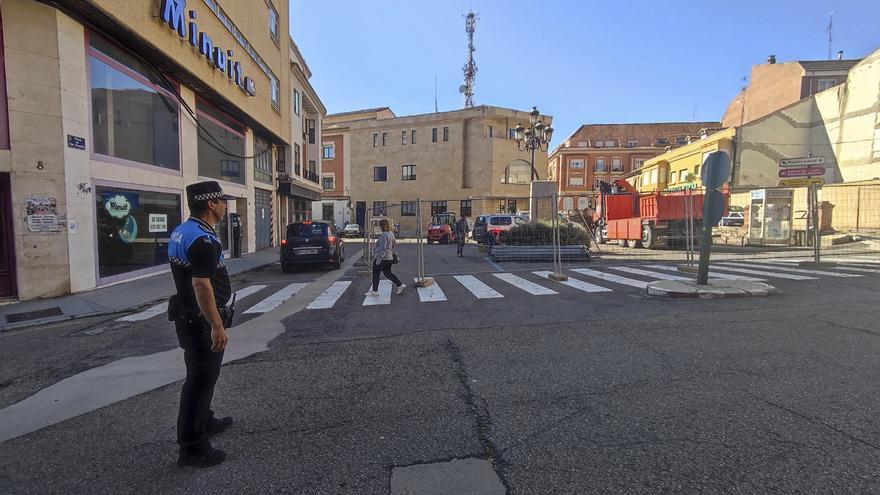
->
[305, 171, 320, 183]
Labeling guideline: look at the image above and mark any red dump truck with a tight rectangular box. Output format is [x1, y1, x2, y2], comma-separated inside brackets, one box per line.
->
[593, 179, 727, 249]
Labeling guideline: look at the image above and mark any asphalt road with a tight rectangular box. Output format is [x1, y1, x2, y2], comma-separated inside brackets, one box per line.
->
[1, 243, 879, 494]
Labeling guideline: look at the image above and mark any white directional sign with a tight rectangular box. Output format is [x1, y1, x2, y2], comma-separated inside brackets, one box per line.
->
[779, 156, 826, 167]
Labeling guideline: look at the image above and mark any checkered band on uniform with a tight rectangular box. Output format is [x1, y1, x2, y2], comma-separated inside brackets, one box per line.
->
[169, 256, 191, 267]
[191, 192, 227, 202]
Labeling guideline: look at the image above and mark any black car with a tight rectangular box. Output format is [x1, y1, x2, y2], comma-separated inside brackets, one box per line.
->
[472, 215, 487, 243]
[280, 221, 345, 272]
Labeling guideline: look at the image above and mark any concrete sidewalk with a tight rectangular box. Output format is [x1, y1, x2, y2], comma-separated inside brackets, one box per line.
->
[0, 248, 280, 331]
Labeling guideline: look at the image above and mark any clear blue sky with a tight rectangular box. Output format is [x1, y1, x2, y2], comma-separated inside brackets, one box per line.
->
[290, 0, 880, 144]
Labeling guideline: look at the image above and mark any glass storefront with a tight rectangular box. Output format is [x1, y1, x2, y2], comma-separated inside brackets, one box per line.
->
[197, 101, 246, 184]
[95, 186, 181, 278]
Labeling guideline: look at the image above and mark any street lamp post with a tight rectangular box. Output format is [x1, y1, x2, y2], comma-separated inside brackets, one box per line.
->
[514, 106, 554, 181]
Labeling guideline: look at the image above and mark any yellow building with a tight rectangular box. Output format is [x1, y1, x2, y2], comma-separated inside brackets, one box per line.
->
[628, 128, 735, 193]
[0, 0, 301, 300]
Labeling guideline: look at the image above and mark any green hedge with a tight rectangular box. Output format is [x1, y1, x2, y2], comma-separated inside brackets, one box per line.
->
[504, 222, 588, 246]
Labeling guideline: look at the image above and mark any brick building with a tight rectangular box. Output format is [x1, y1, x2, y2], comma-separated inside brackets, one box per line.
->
[721, 55, 861, 128]
[547, 122, 719, 212]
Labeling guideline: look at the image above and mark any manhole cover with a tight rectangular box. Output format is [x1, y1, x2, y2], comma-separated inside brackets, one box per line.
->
[6, 307, 63, 323]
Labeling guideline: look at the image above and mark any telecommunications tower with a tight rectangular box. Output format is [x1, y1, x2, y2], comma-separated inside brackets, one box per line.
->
[460, 11, 478, 108]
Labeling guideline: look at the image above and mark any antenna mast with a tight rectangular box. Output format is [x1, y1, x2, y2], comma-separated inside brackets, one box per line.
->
[826, 11, 834, 60]
[461, 11, 478, 108]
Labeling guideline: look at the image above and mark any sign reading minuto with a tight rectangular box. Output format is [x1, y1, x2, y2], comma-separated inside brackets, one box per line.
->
[160, 0, 256, 96]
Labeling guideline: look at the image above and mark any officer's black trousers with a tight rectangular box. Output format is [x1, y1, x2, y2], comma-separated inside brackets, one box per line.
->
[175, 319, 224, 453]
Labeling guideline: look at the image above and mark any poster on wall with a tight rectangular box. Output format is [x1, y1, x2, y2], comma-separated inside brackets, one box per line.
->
[26, 196, 61, 232]
[149, 214, 168, 233]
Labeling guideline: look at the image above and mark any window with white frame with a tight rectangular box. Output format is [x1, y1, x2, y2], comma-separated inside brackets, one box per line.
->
[817, 79, 838, 91]
[569, 159, 584, 169]
[268, 3, 279, 43]
[633, 158, 645, 169]
[594, 178, 603, 190]
[411, 129, 417, 144]
[594, 157, 606, 172]
[569, 177, 584, 187]
[322, 176, 334, 190]
[508, 128, 517, 139]
[401, 164, 416, 181]
[401, 130, 408, 145]
[270, 75, 279, 109]
[611, 157, 623, 171]
[401, 201, 416, 217]
[373, 133, 378, 147]
[322, 144, 335, 159]
[293, 89, 300, 116]
[675, 136, 687, 145]
[595, 141, 604, 148]
[604, 140, 617, 147]
[679, 170, 689, 183]
[627, 138, 639, 148]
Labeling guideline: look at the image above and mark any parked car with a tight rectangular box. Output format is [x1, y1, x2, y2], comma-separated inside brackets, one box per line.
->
[479, 214, 528, 244]
[342, 223, 363, 238]
[280, 220, 345, 272]
[427, 212, 457, 244]
[472, 215, 487, 243]
[720, 211, 745, 227]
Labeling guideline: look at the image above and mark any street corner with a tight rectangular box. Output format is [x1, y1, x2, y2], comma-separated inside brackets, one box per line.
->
[646, 279, 778, 299]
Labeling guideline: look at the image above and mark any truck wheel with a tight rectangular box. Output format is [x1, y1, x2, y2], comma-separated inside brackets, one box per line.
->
[642, 225, 654, 249]
[629, 239, 643, 248]
[618, 239, 627, 247]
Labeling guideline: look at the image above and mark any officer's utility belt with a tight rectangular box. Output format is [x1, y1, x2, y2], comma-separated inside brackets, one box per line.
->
[168, 294, 235, 328]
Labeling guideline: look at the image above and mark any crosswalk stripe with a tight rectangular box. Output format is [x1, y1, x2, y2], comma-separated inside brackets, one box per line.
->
[233, 285, 269, 300]
[708, 264, 817, 280]
[766, 260, 880, 274]
[718, 262, 862, 278]
[415, 278, 447, 302]
[570, 268, 649, 289]
[243, 282, 310, 314]
[533, 271, 612, 293]
[363, 280, 392, 306]
[610, 266, 693, 281]
[493, 273, 558, 295]
[454, 275, 504, 299]
[644, 264, 764, 281]
[816, 257, 880, 265]
[116, 302, 168, 322]
[306, 281, 352, 309]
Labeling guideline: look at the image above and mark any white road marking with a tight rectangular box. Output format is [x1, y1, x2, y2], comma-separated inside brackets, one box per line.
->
[707, 265, 817, 280]
[569, 268, 649, 289]
[233, 285, 269, 300]
[533, 271, 612, 293]
[362, 280, 393, 306]
[116, 302, 168, 322]
[415, 278, 447, 302]
[243, 282, 310, 313]
[493, 273, 558, 295]
[306, 281, 352, 309]
[644, 264, 764, 281]
[454, 275, 504, 299]
[762, 260, 880, 274]
[717, 262, 862, 278]
[610, 266, 693, 281]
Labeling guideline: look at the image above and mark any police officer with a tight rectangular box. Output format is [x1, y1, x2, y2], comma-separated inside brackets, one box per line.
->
[168, 181, 235, 467]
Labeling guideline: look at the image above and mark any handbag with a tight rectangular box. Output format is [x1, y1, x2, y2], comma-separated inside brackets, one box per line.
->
[392, 252, 400, 264]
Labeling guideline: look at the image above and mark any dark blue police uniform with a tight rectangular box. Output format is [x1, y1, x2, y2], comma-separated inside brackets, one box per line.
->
[168, 216, 232, 455]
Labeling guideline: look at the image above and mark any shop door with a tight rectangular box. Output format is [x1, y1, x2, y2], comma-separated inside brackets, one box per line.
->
[0, 174, 17, 297]
[254, 189, 273, 250]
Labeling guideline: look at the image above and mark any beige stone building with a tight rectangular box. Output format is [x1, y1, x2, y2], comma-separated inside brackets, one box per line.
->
[0, 0, 316, 300]
[319, 105, 551, 235]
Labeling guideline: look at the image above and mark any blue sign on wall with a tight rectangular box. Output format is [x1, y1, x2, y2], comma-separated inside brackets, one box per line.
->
[67, 134, 86, 150]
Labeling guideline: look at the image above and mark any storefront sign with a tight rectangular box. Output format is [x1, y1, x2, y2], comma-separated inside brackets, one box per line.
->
[778, 166, 826, 178]
[160, 0, 256, 96]
[67, 134, 86, 150]
[779, 156, 826, 167]
[149, 214, 168, 233]
[104, 194, 132, 219]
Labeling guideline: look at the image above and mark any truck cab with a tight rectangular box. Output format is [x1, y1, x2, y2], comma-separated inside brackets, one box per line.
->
[427, 212, 457, 244]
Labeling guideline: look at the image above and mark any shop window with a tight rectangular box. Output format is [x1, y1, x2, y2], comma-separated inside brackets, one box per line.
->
[460, 200, 472, 218]
[88, 32, 180, 170]
[196, 100, 245, 184]
[95, 186, 181, 279]
[254, 134, 273, 184]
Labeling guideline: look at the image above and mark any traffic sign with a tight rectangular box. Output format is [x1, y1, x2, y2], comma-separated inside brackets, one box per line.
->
[703, 190, 725, 225]
[778, 178, 825, 187]
[778, 166, 826, 178]
[779, 156, 826, 167]
[700, 151, 731, 190]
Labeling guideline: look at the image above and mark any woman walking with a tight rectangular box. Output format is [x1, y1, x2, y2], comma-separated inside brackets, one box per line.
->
[366, 219, 406, 297]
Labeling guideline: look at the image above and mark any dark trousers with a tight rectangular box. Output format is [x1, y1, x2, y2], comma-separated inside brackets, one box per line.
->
[372, 259, 402, 291]
[175, 319, 224, 453]
[456, 237, 466, 255]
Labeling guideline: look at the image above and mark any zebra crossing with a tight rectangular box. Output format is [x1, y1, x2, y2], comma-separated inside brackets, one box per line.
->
[115, 258, 878, 321]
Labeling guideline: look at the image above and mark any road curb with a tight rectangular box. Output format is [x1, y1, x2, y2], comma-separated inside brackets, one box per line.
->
[647, 279, 778, 299]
